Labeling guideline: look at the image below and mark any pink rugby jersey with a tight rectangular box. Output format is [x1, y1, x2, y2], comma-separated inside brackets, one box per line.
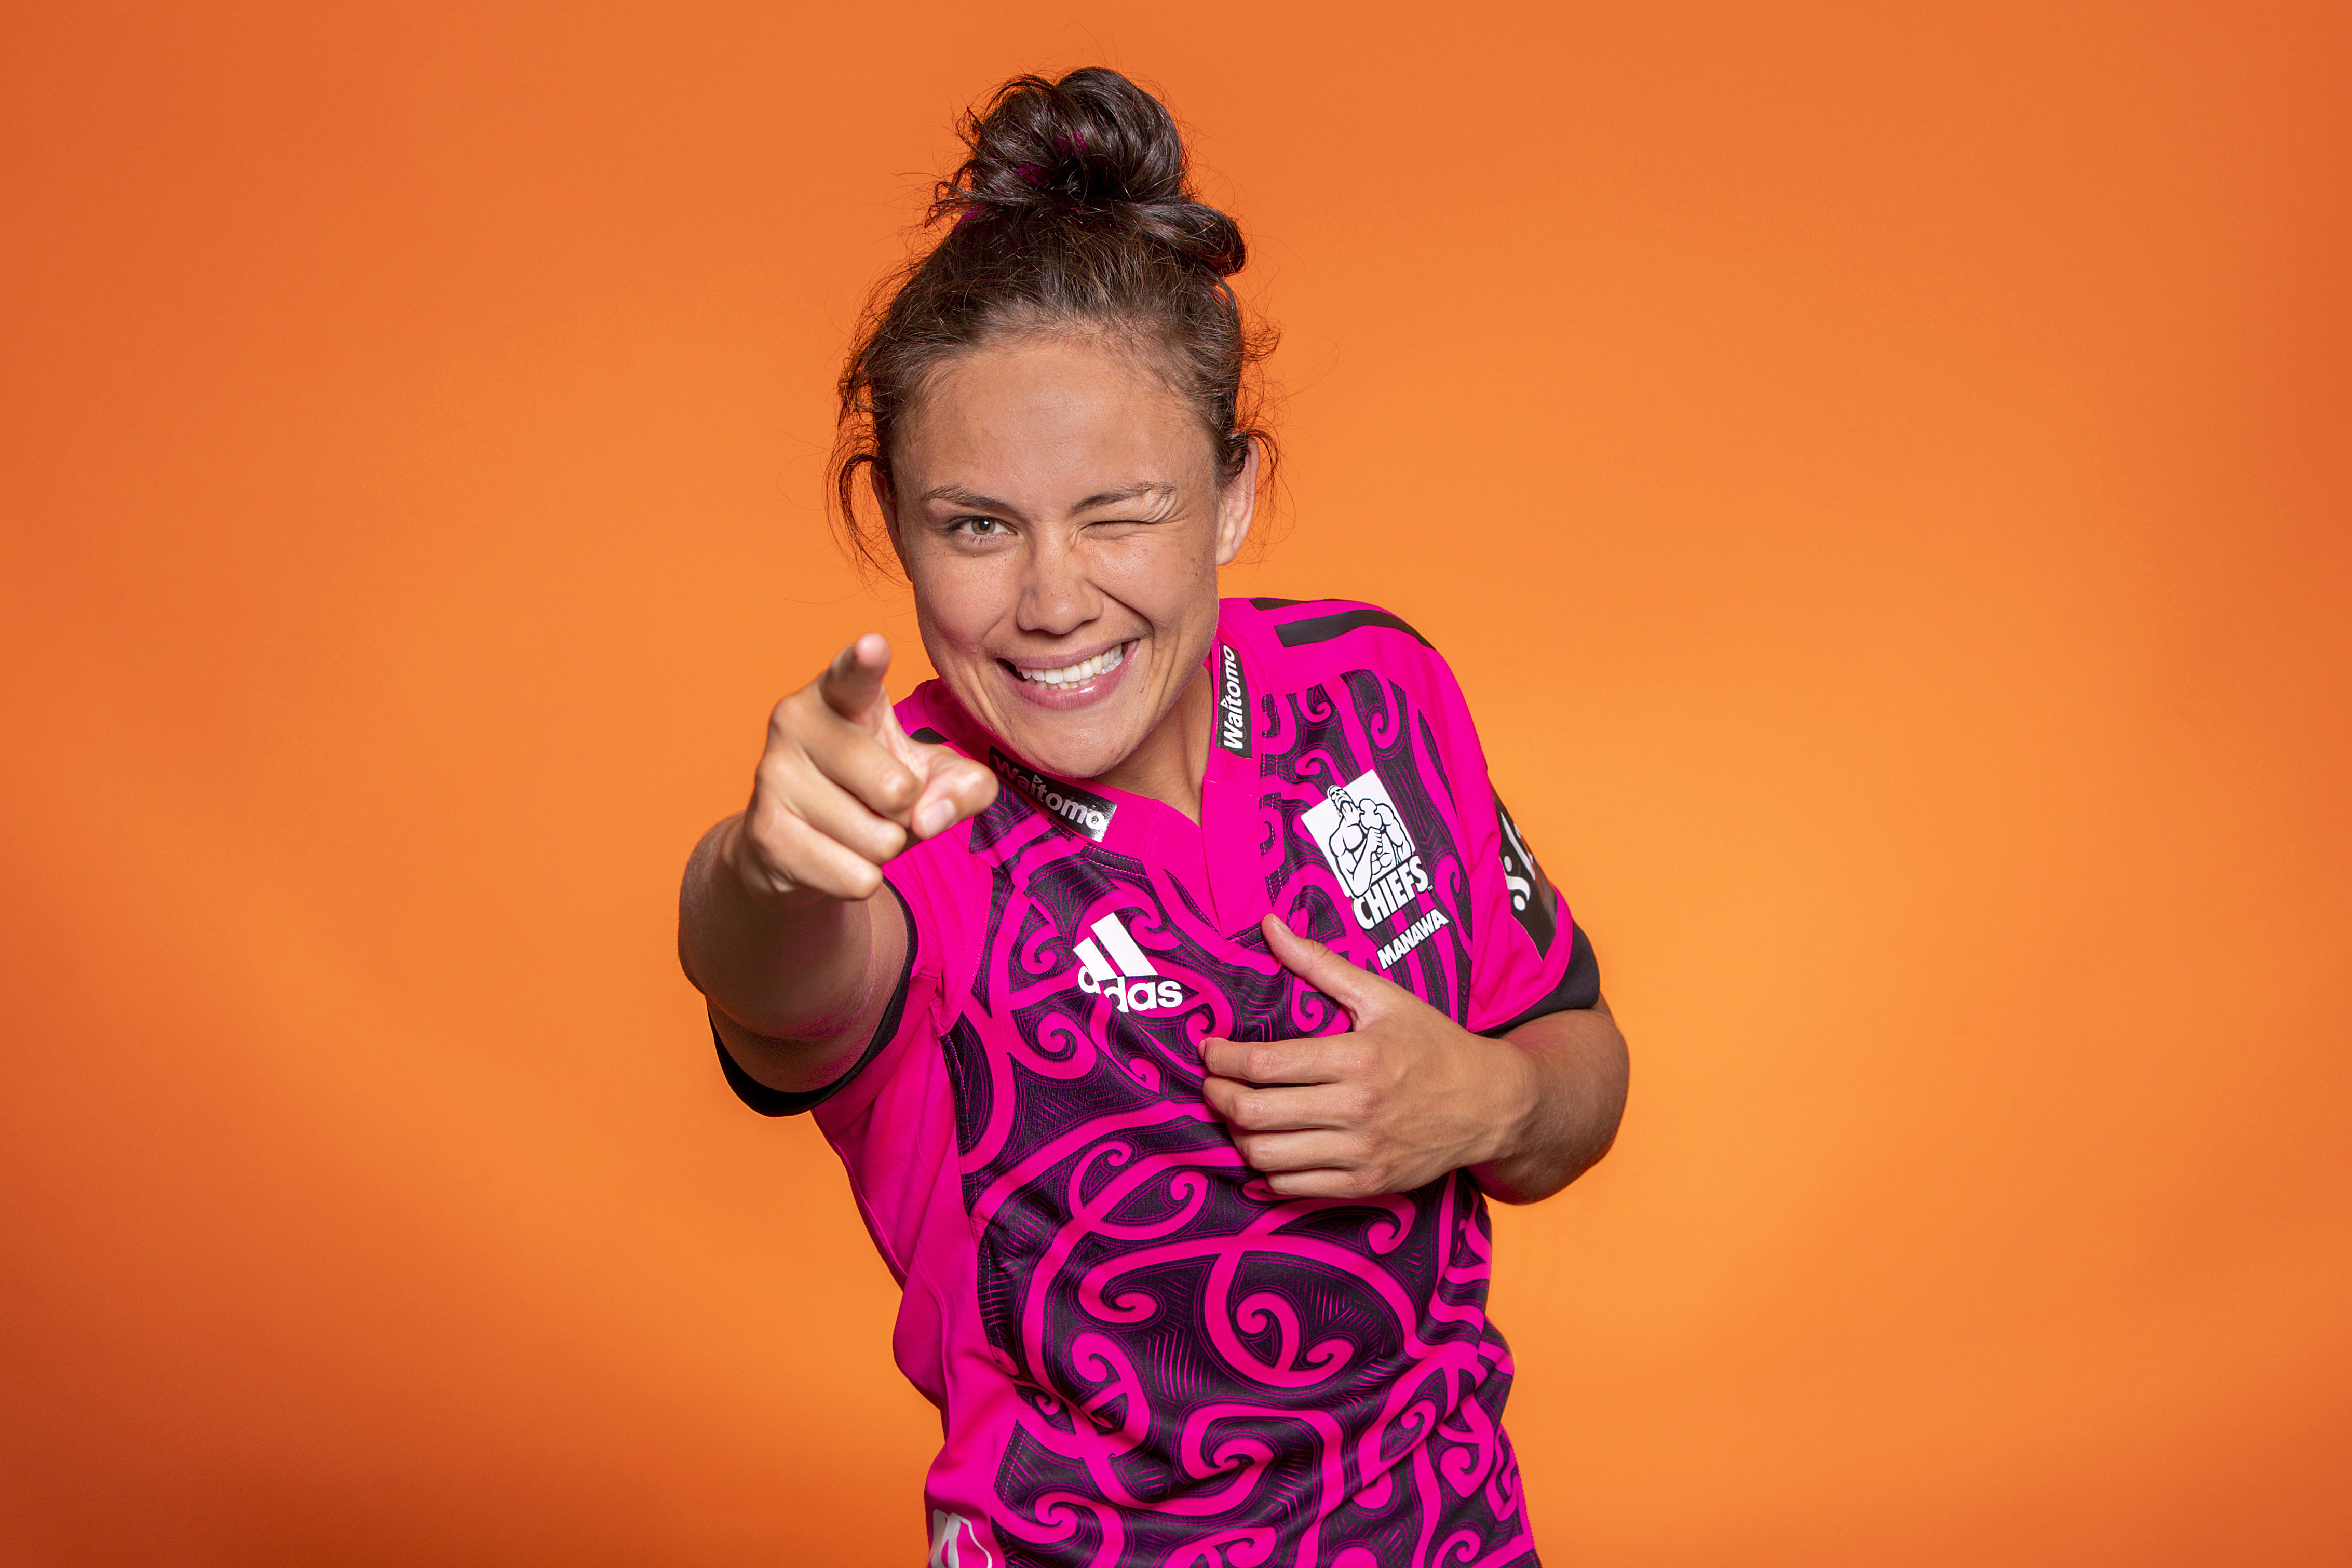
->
[717, 598, 1598, 1567]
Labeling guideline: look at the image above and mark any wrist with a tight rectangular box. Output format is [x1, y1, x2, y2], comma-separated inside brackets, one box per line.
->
[1471, 1027, 1543, 1171]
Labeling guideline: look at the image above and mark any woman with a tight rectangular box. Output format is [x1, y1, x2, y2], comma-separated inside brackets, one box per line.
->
[679, 68, 1629, 1567]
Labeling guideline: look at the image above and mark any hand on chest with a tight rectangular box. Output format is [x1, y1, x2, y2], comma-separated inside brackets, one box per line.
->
[970, 671, 1474, 1093]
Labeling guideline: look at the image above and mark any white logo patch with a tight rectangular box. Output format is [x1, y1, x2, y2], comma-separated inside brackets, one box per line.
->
[1072, 912, 1186, 1014]
[1301, 768, 1434, 934]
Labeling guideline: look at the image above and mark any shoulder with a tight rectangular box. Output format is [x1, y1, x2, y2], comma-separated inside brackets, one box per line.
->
[1226, 596, 1494, 763]
[1222, 595, 1456, 693]
[1223, 595, 1436, 657]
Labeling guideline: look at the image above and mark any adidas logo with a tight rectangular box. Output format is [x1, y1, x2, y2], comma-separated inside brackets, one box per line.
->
[1072, 912, 1186, 1014]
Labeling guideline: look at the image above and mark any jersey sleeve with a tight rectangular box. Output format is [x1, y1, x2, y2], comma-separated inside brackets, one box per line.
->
[711, 699, 970, 1120]
[1414, 647, 1601, 1037]
[711, 878, 943, 1117]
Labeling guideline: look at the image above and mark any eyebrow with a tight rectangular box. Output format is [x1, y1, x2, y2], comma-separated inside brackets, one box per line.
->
[919, 481, 1175, 513]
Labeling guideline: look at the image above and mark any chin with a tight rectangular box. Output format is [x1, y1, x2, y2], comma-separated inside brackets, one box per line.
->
[1001, 721, 1136, 782]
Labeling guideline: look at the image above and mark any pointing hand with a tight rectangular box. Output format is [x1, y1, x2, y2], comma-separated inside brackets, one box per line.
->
[736, 634, 998, 905]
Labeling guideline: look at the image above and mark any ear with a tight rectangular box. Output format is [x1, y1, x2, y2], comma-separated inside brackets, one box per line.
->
[870, 465, 908, 566]
[1212, 438, 1260, 568]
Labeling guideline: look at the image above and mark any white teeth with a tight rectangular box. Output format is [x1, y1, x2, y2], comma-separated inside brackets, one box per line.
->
[1016, 644, 1126, 688]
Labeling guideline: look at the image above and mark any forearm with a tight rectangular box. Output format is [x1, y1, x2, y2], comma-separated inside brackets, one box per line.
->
[676, 813, 891, 1043]
[1470, 998, 1629, 1205]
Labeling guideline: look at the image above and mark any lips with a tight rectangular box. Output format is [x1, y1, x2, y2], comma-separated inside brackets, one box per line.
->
[1008, 642, 1128, 689]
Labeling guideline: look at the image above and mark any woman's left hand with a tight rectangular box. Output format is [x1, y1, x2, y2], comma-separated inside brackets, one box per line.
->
[1199, 914, 1617, 1201]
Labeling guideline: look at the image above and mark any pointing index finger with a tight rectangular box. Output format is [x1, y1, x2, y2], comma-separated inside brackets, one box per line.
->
[819, 633, 895, 728]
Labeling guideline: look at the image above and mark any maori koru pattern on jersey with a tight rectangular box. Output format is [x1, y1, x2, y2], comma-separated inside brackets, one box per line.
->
[942, 673, 1535, 1567]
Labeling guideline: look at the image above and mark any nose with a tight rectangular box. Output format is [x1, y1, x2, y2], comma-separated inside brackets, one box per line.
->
[1016, 527, 1101, 638]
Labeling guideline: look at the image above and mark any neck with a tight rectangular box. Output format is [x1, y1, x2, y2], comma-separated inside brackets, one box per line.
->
[1093, 666, 1214, 822]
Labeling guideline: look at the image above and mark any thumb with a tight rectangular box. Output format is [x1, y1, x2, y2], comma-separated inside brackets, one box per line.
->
[817, 633, 895, 730]
[1260, 912, 1387, 1022]
[907, 742, 1000, 841]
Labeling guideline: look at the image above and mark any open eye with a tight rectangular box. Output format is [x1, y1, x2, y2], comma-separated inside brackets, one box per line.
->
[949, 515, 1008, 539]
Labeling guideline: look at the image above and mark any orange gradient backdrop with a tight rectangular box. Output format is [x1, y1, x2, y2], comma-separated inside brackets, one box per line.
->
[4, 2, 2348, 1563]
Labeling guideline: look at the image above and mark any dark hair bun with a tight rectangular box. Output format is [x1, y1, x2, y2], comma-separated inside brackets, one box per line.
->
[937, 68, 1246, 278]
[839, 66, 1276, 567]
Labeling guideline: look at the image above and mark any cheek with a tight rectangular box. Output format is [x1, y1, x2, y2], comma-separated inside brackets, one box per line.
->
[907, 556, 1009, 653]
[1104, 528, 1220, 624]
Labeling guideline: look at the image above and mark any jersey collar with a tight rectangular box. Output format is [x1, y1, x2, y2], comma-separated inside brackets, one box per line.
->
[915, 613, 1272, 934]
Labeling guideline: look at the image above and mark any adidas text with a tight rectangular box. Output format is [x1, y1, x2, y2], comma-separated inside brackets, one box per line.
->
[1071, 912, 1185, 1013]
[1077, 972, 1187, 1013]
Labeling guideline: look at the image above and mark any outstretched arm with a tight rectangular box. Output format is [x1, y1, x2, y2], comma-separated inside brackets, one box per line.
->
[1198, 915, 1628, 1203]
[678, 633, 995, 1092]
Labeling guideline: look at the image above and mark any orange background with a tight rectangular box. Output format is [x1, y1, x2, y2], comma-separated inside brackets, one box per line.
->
[4, 2, 2348, 1563]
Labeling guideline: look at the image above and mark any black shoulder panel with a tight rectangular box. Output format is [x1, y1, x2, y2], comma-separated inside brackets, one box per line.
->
[1478, 920, 1601, 1037]
[1272, 606, 1433, 650]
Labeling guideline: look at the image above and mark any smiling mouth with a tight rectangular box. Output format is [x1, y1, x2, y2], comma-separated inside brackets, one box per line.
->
[1007, 642, 1129, 689]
